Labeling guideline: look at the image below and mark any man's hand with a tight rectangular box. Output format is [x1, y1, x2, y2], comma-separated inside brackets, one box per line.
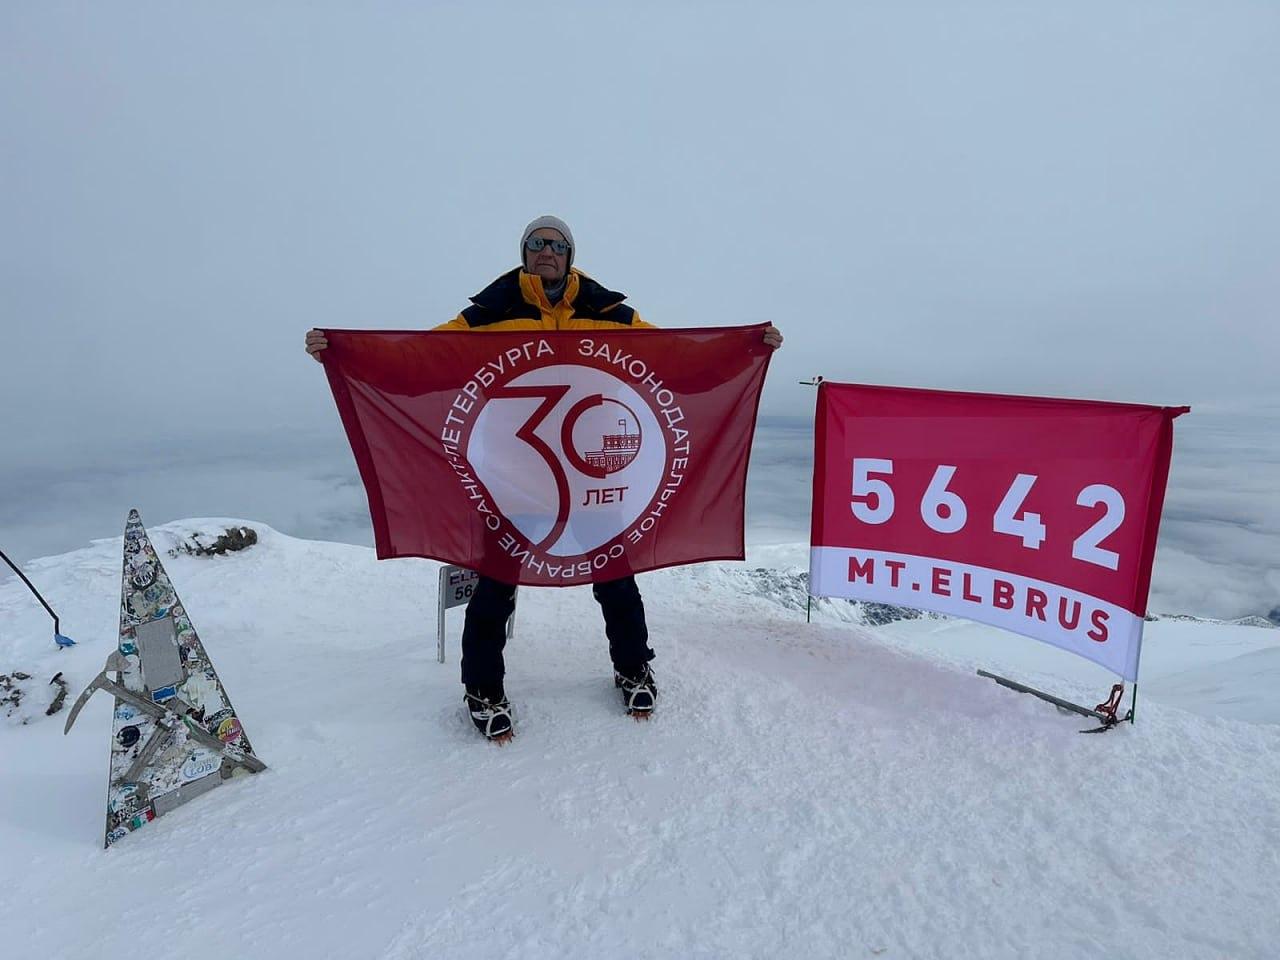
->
[305, 328, 329, 362]
[763, 325, 784, 349]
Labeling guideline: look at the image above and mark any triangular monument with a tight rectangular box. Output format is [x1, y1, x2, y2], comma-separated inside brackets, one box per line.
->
[65, 510, 266, 847]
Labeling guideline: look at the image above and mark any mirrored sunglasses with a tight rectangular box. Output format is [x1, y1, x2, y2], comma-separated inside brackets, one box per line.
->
[525, 236, 571, 255]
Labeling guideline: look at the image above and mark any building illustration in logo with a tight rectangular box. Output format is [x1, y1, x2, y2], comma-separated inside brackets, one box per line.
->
[581, 412, 641, 475]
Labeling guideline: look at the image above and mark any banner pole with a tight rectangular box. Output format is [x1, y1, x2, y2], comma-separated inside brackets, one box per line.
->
[800, 373, 823, 628]
[1130, 683, 1138, 724]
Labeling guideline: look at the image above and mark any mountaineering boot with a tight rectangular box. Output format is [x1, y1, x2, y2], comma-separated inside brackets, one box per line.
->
[614, 663, 657, 718]
[464, 686, 513, 742]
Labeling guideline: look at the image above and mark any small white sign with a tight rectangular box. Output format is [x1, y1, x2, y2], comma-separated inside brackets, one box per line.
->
[441, 567, 479, 610]
[437, 566, 516, 663]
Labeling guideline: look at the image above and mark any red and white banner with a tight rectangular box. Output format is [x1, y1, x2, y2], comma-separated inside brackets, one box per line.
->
[322, 325, 772, 587]
[810, 382, 1188, 680]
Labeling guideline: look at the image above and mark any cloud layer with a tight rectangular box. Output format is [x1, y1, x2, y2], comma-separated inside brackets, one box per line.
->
[3, 412, 1275, 623]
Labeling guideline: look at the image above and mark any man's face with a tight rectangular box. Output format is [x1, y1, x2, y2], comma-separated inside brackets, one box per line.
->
[524, 228, 570, 283]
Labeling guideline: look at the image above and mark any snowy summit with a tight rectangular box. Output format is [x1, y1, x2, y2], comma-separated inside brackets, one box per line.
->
[2, 519, 1278, 959]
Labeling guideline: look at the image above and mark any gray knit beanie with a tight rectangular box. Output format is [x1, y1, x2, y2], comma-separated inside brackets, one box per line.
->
[520, 215, 575, 269]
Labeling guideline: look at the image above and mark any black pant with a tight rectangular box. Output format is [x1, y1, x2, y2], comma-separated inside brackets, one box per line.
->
[460, 575, 653, 692]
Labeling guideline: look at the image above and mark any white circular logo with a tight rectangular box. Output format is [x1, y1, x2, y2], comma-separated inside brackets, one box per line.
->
[468, 365, 668, 557]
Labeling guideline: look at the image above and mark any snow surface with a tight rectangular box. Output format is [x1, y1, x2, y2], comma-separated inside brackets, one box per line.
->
[3, 520, 1279, 959]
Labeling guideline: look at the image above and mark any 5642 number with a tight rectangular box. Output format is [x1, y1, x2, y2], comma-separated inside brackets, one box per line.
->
[851, 459, 1125, 570]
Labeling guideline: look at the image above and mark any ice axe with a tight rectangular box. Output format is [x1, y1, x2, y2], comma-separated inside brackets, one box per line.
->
[0, 547, 77, 649]
[64, 651, 266, 775]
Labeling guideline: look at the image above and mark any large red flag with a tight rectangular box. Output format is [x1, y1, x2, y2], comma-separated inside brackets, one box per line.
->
[810, 382, 1188, 680]
[322, 325, 772, 587]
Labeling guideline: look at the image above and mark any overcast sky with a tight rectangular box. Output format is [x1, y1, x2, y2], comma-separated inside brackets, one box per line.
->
[2, 3, 1278, 614]
[4, 1, 1277, 466]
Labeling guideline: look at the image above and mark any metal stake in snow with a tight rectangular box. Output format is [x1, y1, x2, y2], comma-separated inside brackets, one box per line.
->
[976, 670, 1133, 733]
[0, 547, 76, 649]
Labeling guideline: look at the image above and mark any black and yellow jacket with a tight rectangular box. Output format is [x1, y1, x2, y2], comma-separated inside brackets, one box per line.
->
[434, 267, 655, 332]
[327, 267, 657, 390]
